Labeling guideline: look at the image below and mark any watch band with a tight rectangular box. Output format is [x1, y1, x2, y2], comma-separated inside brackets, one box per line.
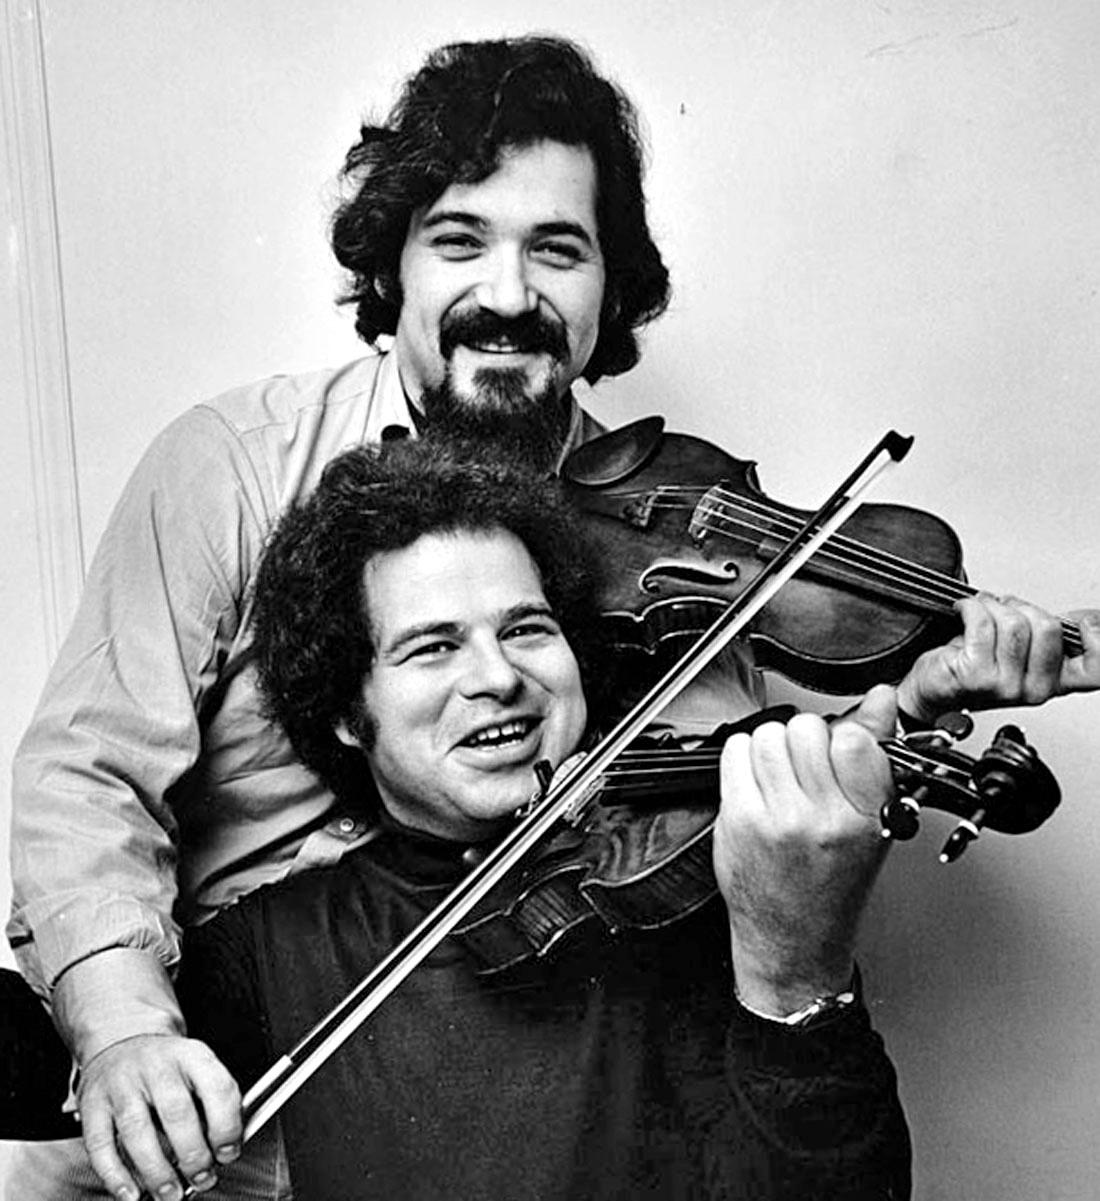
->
[737, 988, 857, 1028]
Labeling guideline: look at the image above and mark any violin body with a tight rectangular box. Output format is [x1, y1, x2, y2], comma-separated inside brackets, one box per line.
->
[562, 418, 964, 694]
[455, 796, 717, 974]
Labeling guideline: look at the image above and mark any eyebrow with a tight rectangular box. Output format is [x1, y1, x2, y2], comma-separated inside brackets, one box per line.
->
[382, 602, 559, 658]
[418, 210, 597, 250]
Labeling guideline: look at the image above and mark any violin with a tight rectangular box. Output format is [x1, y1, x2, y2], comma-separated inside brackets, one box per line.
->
[561, 417, 1085, 694]
[455, 711, 1061, 974]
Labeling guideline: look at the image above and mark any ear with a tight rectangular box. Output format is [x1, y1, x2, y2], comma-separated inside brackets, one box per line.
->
[334, 719, 362, 749]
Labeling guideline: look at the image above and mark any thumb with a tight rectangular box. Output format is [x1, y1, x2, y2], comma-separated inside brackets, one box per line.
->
[840, 683, 898, 742]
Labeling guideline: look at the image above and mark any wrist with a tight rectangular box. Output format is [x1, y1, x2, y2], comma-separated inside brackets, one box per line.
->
[53, 948, 184, 1065]
[731, 956, 856, 1021]
[734, 965, 861, 1028]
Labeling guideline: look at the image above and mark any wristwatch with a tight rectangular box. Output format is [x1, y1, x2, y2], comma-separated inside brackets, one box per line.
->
[735, 976, 859, 1029]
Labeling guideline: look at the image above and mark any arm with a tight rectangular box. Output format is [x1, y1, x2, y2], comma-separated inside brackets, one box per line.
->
[73, 899, 273, 1201]
[8, 406, 268, 1198]
[896, 595, 1100, 724]
[705, 685, 909, 1197]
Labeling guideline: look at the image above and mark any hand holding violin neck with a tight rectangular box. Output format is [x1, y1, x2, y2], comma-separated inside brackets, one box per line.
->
[712, 690, 896, 1018]
[896, 595, 1100, 725]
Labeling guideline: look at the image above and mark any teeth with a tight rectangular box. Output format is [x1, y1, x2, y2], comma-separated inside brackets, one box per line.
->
[465, 720, 532, 748]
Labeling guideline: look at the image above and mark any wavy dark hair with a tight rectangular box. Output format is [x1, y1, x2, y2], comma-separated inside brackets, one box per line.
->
[330, 34, 670, 382]
[251, 437, 607, 807]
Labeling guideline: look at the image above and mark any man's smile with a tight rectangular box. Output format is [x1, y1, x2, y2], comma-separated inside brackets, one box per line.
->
[458, 715, 540, 744]
[463, 341, 537, 355]
[439, 309, 569, 364]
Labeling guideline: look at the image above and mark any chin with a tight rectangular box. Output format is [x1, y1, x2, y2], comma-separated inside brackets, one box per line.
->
[459, 367, 544, 409]
[459, 784, 537, 831]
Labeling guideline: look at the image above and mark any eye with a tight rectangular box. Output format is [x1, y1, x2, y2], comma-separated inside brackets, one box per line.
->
[403, 637, 458, 662]
[430, 233, 483, 260]
[531, 240, 585, 268]
[503, 617, 562, 642]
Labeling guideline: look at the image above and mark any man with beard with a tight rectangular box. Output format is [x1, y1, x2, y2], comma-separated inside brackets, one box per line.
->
[7, 32, 1099, 1201]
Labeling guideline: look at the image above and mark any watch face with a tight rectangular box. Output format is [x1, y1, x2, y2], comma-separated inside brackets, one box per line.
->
[787, 990, 857, 1028]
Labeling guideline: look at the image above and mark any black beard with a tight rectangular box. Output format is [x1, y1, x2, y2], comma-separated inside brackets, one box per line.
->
[419, 369, 570, 472]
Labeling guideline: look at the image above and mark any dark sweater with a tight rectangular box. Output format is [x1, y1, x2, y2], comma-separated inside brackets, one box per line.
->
[178, 825, 910, 1200]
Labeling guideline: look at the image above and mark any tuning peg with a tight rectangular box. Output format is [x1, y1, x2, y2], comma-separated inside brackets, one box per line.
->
[901, 709, 974, 748]
[939, 818, 982, 863]
[880, 794, 921, 841]
[935, 710, 974, 740]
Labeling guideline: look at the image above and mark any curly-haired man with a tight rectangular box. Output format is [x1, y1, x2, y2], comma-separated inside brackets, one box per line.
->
[169, 437, 909, 1199]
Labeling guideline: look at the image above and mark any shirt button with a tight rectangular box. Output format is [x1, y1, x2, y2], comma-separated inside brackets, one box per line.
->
[338, 817, 357, 836]
[461, 846, 489, 870]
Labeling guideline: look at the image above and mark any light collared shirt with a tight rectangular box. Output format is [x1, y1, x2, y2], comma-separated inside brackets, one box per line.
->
[7, 350, 611, 1062]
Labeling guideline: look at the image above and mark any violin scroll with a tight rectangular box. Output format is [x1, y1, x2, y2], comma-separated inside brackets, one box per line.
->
[882, 716, 1061, 862]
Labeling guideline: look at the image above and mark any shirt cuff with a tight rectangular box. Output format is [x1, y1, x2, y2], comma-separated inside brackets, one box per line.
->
[52, 947, 186, 1065]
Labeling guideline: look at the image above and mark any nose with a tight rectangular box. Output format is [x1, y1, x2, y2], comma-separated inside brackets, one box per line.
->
[472, 247, 537, 317]
[460, 636, 523, 700]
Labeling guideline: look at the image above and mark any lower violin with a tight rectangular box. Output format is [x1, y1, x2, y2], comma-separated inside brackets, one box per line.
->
[455, 707, 1061, 976]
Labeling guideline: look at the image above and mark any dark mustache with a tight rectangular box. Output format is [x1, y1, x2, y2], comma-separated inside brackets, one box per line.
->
[439, 310, 569, 361]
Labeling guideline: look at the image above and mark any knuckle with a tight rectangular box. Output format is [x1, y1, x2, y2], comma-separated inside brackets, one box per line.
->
[156, 1092, 198, 1126]
[114, 1104, 155, 1137]
[786, 712, 823, 740]
[176, 1145, 214, 1173]
[204, 1069, 241, 1102]
[82, 1126, 121, 1155]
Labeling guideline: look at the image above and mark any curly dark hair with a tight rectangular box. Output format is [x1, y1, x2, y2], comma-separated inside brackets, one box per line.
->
[330, 34, 670, 382]
[251, 437, 607, 807]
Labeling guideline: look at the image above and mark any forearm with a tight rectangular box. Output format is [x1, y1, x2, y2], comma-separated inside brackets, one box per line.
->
[8, 407, 257, 1000]
[52, 947, 185, 1065]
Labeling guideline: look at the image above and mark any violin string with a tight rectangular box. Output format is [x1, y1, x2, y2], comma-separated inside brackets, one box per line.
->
[609, 485, 1083, 653]
[626, 484, 969, 608]
[600, 743, 971, 790]
[656, 485, 981, 607]
[674, 484, 1085, 654]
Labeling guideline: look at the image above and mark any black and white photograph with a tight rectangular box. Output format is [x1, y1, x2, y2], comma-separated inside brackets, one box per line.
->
[2, 3, 1099, 1198]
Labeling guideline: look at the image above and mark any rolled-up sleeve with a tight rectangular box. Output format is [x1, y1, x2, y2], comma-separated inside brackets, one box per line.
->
[8, 405, 269, 1060]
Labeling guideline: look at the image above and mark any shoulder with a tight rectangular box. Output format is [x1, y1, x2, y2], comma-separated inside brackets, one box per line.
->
[120, 353, 394, 529]
[197, 355, 388, 437]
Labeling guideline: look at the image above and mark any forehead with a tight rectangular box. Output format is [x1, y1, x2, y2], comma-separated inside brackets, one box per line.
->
[362, 528, 548, 645]
[411, 140, 600, 239]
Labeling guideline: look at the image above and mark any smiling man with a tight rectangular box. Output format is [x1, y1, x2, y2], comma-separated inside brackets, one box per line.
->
[393, 140, 607, 462]
[170, 437, 912, 1200]
[340, 528, 588, 840]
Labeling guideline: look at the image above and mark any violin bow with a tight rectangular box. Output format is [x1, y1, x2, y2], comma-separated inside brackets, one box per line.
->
[234, 429, 914, 1145]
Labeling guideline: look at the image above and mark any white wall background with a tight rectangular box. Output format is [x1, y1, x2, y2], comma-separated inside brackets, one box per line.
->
[3, 2, 1099, 1197]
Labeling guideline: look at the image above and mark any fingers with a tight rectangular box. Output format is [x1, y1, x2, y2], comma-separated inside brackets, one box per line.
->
[1062, 609, 1100, 694]
[955, 593, 1064, 703]
[81, 1098, 144, 1201]
[827, 686, 898, 818]
[839, 683, 898, 742]
[80, 1036, 241, 1201]
[719, 710, 889, 838]
[905, 592, 1079, 718]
